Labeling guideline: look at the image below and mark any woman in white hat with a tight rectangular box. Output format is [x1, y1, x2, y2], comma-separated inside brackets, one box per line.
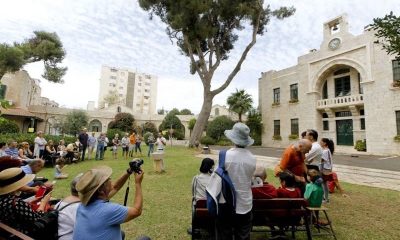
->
[0, 168, 52, 236]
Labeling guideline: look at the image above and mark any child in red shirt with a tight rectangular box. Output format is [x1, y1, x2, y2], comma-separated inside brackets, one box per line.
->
[251, 166, 277, 199]
[276, 171, 302, 198]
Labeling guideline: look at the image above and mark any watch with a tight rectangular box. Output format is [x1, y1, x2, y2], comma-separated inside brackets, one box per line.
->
[328, 38, 341, 50]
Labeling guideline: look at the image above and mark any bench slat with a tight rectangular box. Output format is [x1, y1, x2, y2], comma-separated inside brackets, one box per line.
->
[0, 222, 33, 240]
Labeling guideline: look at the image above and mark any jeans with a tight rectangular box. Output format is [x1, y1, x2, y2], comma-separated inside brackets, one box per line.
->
[81, 145, 87, 161]
[135, 142, 142, 153]
[147, 144, 154, 157]
[95, 144, 104, 160]
[322, 180, 329, 201]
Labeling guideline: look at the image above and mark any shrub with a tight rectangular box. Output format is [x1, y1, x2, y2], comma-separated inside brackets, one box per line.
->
[109, 112, 135, 132]
[206, 116, 234, 141]
[216, 136, 233, 146]
[394, 135, 400, 142]
[0, 117, 20, 134]
[0, 133, 75, 146]
[143, 122, 158, 136]
[252, 134, 262, 146]
[200, 136, 216, 145]
[159, 111, 185, 140]
[355, 139, 367, 151]
[273, 135, 282, 141]
[288, 134, 299, 140]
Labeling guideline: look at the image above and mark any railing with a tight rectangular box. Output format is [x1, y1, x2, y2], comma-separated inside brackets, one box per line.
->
[317, 94, 364, 109]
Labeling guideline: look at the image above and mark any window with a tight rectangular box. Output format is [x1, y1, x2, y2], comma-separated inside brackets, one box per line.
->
[144, 89, 150, 93]
[322, 113, 329, 118]
[117, 106, 121, 113]
[290, 84, 298, 101]
[110, 68, 118, 72]
[110, 76, 117, 79]
[322, 81, 328, 99]
[393, 60, 400, 81]
[335, 76, 351, 97]
[335, 111, 352, 117]
[273, 88, 280, 104]
[323, 121, 329, 131]
[215, 108, 219, 116]
[396, 111, 400, 135]
[274, 120, 280, 136]
[360, 118, 365, 130]
[0, 85, 7, 99]
[358, 73, 363, 94]
[290, 118, 299, 135]
[360, 109, 365, 116]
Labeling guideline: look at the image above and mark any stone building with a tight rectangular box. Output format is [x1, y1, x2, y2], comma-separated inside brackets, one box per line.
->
[259, 14, 400, 155]
[98, 65, 157, 115]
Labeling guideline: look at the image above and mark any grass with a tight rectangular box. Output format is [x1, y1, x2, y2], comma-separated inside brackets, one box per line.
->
[39, 146, 400, 240]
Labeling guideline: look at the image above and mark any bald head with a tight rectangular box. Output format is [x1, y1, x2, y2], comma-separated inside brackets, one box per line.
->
[254, 166, 267, 181]
[296, 139, 312, 154]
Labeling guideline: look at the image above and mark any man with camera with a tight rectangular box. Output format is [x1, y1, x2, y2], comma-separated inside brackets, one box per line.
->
[73, 159, 144, 240]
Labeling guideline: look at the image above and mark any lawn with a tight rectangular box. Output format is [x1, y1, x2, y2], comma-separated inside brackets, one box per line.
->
[39, 146, 400, 240]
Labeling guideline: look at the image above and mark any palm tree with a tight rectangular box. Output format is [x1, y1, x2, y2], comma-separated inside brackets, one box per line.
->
[226, 89, 253, 122]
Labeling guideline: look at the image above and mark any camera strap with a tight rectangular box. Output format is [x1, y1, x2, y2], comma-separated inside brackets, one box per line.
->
[123, 175, 131, 206]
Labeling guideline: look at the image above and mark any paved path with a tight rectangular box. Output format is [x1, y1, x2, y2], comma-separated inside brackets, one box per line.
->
[197, 152, 400, 192]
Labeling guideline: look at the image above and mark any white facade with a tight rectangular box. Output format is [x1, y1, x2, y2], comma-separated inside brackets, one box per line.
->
[259, 15, 400, 155]
[98, 65, 158, 115]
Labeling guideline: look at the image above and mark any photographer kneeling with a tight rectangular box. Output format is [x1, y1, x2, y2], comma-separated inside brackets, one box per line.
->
[73, 159, 144, 240]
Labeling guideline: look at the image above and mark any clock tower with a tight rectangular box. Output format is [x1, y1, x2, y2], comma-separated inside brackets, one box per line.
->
[321, 14, 352, 51]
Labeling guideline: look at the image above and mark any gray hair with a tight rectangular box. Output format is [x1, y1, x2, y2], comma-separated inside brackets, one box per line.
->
[253, 166, 267, 181]
[29, 159, 44, 167]
[71, 173, 84, 196]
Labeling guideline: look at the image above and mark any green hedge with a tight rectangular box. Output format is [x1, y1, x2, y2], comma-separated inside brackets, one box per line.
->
[0, 118, 19, 134]
[355, 139, 367, 151]
[0, 133, 76, 146]
[200, 136, 216, 145]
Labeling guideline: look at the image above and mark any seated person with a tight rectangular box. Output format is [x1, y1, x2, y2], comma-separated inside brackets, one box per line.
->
[251, 166, 277, 199]
[304, 169, 326, 225]
[55, 173, 83, 240]
[19, 142, 34, 160]
[43, 140, 58, 163]
[21, 159, 53, 198]
[192, 158, 215, 202]
[327, 172, 349, 197]
[0, 142, 7, 157]
[55, 158, 69, 179]
[5, 140, 24, 162]
[65, 142, 80, 163]
[0, 168, 52, 237]
[276, 171, 302, 198]
[57, 139, 66, 152]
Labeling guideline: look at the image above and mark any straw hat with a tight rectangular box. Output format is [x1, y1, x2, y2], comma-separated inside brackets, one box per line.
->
[224, 122, 254, 147]
[0, 168, 35, 195]
[76, 166, 112, 205]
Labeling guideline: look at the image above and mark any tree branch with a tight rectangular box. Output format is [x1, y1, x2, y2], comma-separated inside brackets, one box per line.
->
[211, 7, 262, 96]
[184, 35, 205, 84]
[195, 40, 209, 74]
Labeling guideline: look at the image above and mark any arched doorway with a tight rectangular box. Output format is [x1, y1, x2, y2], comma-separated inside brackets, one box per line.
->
[89, 119, 102, 132]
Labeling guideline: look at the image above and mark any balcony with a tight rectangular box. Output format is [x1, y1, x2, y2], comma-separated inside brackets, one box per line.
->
[316, 94, 364, 110]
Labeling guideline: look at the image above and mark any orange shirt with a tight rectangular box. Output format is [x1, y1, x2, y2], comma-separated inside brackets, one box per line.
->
[129, 134, 136, 144]
[278, 145, 306, 177]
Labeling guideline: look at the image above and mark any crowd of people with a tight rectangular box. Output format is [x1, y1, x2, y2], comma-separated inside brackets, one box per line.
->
[0, 122, 350, 240]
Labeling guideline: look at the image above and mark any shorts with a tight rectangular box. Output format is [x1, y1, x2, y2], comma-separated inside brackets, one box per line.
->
[112, 146, 117, 152]
[122, 146, 129, 152]
[129, 144, 135, 151]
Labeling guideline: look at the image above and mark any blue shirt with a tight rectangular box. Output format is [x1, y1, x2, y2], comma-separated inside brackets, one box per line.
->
[73, 200, 128, 240]
[21, 165, 34, 186]
[5, 147, 19, 158]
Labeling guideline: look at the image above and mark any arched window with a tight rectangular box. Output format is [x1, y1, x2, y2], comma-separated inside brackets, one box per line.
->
[89, 119, 102, 132]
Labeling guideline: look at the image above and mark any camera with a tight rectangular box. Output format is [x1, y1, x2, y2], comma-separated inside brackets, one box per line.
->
[129, 159, 144, 174]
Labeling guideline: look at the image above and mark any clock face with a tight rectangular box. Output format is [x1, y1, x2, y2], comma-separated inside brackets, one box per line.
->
[328, 38, 340, 50]
[328, 38, 341, 50]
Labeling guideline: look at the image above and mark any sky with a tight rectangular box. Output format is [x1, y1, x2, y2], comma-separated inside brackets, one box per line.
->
[1, 0, 400, 114]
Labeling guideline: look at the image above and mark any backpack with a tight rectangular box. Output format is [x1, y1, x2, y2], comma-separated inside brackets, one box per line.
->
[32, 201, 80, 240]
[206, 150, 236, 217]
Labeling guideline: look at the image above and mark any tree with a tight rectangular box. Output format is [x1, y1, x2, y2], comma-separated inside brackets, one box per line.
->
[103, 90, 121, 107]
[227, 89, 253, 122]
[369, 12, 400, 60]
[62, 110, 88, 136]
[180, 108, 194, 115]
[143, 121, 158, 135]
[206, 115, 234, 141]
[0, 117, 19, 134]
[246, 107, 262, 145]
[157, 108, 166, 115]
[0, 31, 67, 83]
[139, 0, 294, 146]
[159, 110, 185, 139]
[108, 112, 135, 132]
[188, 118, 196, 136]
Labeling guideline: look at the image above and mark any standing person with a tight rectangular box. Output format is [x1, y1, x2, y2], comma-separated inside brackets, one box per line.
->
[96, 133, 106, 160]
[135, 133, 143, 156]
[129, 131, 136, 157]
[274, 139, 312, 195]
[73, 165, 144, 240]
[304, 129, 323, 171]
[156, 133, 167, 152]
[147, 133, 155, 157]
[78, 128, 89, 161]
[213, 123, 257, 240]
[121, 133, 130, 160]
[34, 131, 47, 158]
[320, 138, 335, 202]
[112, 134, 120, 160]
[87, 132, 97, 160]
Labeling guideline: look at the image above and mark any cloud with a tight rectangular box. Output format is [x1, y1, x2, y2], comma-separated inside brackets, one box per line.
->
[1, 0, 400, 114]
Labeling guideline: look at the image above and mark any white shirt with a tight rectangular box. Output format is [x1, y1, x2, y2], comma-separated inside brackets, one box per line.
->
[321, 148, 333, 170]
[192, 173, 212, 201]
[305, 142, 323, 166]
[156, 137, 166, 150]
[55, 200, 80, 240]
[224, 148, 256, 214]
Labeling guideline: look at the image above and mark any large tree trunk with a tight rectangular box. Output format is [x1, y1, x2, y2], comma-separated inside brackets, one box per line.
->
[189, 91, 214, 146]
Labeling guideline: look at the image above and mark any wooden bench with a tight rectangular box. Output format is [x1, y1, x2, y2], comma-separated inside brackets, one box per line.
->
[191, 198, 312, 240]
[0, 222, 33, 240]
